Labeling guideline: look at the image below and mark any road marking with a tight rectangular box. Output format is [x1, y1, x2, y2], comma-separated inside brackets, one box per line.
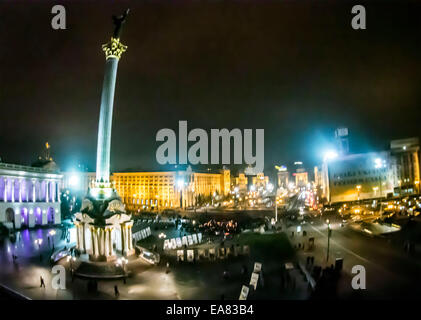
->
[308, 224, 371, 264]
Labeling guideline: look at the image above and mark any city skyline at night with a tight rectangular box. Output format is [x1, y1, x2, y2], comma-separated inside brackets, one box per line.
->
[2, 0, 421, 308]
[1, 1, 421, 173]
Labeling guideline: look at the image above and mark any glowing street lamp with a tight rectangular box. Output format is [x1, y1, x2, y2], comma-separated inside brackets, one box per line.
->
[326, 219, 331, 262]
[34, 238, 43, 250]
[355, 185, 361, 201]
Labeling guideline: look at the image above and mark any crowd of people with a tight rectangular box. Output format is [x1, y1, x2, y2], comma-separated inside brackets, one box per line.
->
[199, 219, 239, 235]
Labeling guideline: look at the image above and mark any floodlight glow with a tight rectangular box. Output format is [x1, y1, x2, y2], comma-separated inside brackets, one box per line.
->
[323, 150, 338, 161]
[177, 179, 184, 189]
[374, 158, 386, 168]
[69, 174, 80, 188]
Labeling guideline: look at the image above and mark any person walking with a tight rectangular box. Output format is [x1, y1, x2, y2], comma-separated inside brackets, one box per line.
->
[40, 276, 45, 288]
[114, 285, 119, 298]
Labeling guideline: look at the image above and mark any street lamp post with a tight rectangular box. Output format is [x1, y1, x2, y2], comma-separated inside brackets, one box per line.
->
[275, 196, 278, 222]
[326, 219, 331, 262]
[49, 230, 56, 250]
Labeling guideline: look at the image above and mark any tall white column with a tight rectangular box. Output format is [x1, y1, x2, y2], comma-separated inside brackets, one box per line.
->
[109, 228, 113, 256]
[11, 179, 15, 203]
[124, 226, 129, 253]
[18, 179, 22, 203]
[3, 178, 7, 202]
[104, 229, 108, 257]
[51, 181, 55, 203]
[76, 224, 81, 250]
[121, 226, 125, 254]
[82, 223, 86, 252]
[128, 226, 132, 250]
[92, 228, 97, 256]
[100, 228, 104, 256]
[45, 181, 49, 202]
[32, 180, 36, 203]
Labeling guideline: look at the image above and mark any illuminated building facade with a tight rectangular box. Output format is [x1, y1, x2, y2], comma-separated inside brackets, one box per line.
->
[251, 173, 269, 189]
[390, 137, 420, 194]
[233, 173, 248, 192]
[294, 170, 308, 188]
[0, 162, 62, 229]
[326, 151, 393, 203]
[276, 165, 289, 189]
[112, 169, 230, 211]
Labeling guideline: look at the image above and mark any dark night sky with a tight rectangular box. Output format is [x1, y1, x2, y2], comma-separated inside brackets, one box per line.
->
[1, 0, 420, 176]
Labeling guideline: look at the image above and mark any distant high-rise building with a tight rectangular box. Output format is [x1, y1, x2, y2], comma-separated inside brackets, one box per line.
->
[276, 165, 289, 189]
[335, 127, 349, 155]
[293, 162, 308, 188]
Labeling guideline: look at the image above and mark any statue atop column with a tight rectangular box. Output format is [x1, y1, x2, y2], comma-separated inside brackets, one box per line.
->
[112, 9, 130, 39]
[102, 9, 129, 60]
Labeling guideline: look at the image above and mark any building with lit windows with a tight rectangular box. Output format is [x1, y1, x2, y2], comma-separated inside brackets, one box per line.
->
[276, 165, 289, 189]
[0, 162, 62, 229]
[390, 137, 420, 194]
[111, 169, 230, 211]
[251, 173, 269, 189]
[321, 136, 421, 204]
[233, 173, 248, 192]
[294, 169, 308, 188]
[325, 151, 394, 203]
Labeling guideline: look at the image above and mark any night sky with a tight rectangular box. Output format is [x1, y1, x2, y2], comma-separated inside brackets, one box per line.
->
[1, 0, 420, 176]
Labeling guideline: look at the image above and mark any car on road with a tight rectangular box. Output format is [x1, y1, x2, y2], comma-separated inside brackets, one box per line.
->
[50, 247, 74, 264]
[137, 247, 160, 265]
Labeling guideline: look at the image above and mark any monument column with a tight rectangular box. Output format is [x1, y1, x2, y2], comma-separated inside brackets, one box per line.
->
[75, 9, 133, 264]
[96, 36, 127, 184]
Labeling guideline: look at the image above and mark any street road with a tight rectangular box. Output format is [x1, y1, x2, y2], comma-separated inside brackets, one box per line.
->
[287, 214, 421, 299]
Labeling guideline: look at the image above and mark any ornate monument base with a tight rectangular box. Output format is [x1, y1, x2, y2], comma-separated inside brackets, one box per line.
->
[74, 187, 135, 262]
